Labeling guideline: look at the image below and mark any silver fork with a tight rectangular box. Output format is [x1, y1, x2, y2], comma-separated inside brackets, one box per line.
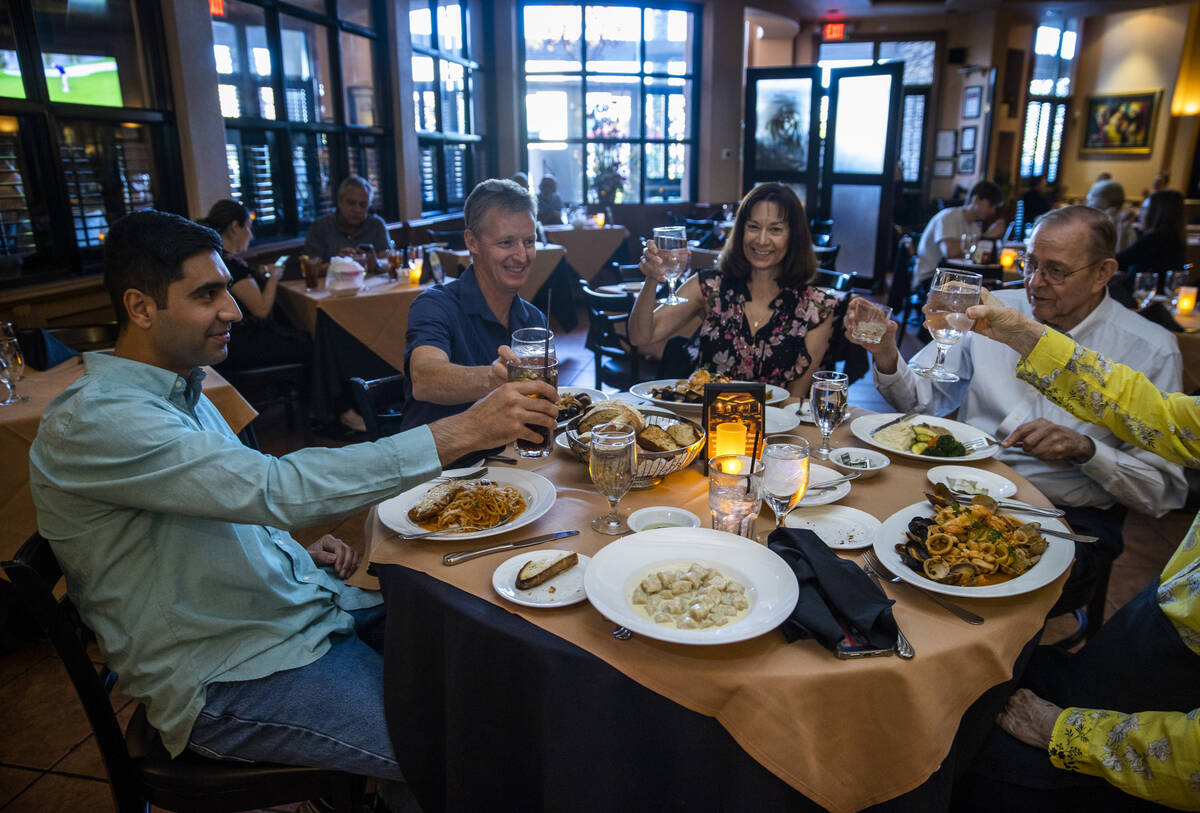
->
[859, 561, 915, 658]
[436, 467, 489, 482]
[612, 626, 633, 640]
[962, 436, 998, 452]
[863, 548, 985, 625]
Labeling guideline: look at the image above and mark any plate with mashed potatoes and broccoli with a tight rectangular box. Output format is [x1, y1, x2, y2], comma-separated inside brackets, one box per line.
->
[849, 413, 1000, 463]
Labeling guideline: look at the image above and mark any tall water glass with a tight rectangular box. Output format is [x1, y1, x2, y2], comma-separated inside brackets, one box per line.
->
[761, 437, 810, 531]
[507, 327, 557, 458]
[914, 268, 982, 383]
[810, 371, 848, 459]
[652, 225, 689, 305]
[708, 455, 763, 538]
[1133, 271, 1158, 310]
[0, 338, 25, 405]
[590, 424, 636, 534]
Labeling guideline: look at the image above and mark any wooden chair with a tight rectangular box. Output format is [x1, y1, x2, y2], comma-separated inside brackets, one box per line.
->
[2, 533, 365, 813]
[348, 373, 407, 440]
[580, 283, 641, 390]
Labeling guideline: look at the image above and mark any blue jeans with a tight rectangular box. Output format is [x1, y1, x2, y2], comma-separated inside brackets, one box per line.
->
[187, 605, 404, 783]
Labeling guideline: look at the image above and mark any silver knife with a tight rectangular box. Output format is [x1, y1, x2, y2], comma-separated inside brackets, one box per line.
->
[870, 408, 923, 436]
[442, 530, 579, 566]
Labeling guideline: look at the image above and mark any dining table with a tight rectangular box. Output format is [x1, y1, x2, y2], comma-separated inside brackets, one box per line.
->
[426, 242, 565, 302]
[1169, 305, 1200, 393]
[1, 358, 257, 561]
[365, 407, 1068, 813]
[542, 224, 630, 283]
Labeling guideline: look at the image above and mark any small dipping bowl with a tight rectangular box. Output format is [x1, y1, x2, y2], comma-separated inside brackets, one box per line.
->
[626, 506, 702, 532]
[827, 447, 890, 480]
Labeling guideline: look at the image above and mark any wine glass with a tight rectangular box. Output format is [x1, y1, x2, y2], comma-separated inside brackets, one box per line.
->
[652, 225, 689, 305]
[0, 338, 26, 405]
[1166, 269, 1190, 309]
[1133, 271, 1158, 310]
[810, 371, 848, 460]
[589, 424, 637, 535]
[761, 436, 810, 532]
[913, 268, 982, 383]
[959, 229, 979, 263]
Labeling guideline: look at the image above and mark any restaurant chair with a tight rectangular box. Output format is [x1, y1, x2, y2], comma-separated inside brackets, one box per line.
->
[581, 282, 641, 390]
[1, 533, 366, 813]
[810, 218, 835, 248]
[220, 363, 310, 444]
[348, 374, 407, 441]
[428, 229, 466, 251]
[817, 244, 840, 272]
[45, 322, 120, 353]
[813, 269, 852, 292]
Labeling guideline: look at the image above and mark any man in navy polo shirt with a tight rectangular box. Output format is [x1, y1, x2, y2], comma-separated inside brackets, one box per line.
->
[400, 179, 548, 430]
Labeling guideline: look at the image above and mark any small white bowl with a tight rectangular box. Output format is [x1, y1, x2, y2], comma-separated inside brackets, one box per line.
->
[626, 506, 702, 532]
[827, 447, 890, 479]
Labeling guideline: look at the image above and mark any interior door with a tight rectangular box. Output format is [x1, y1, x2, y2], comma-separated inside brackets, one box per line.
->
[743, 66, 821, 214]
[818, 62, 903, 282]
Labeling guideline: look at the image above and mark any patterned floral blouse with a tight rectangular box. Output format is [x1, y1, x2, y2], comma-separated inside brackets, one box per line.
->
[690, 269, 837, 386]
[1017, 326, 1200, 810]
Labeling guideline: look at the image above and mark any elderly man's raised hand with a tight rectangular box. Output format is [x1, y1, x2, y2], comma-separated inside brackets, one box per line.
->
[965, 290, 1045, 357]
[843, 295, 901, 373]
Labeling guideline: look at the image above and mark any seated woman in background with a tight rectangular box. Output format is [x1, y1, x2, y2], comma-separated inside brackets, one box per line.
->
[1116, 188, 1186, 281]
[200, 200, 314, 372]
[628, 182, 836, 398]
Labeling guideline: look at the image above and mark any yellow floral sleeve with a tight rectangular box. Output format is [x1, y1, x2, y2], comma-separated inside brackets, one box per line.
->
[1049, 707, 1200, 810]
[1015, 327, 1200, 467]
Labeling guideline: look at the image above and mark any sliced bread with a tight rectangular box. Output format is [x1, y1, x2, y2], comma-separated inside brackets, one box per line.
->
[515, 552, 579, 589]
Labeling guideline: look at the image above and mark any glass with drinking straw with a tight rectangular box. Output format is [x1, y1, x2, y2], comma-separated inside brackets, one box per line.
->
[810, 370, 848, 460]
[590, 424, 636, 534]
[651, 225, 689, 305]
[507, 326, 557, 458]
[913, 268, 982, 383]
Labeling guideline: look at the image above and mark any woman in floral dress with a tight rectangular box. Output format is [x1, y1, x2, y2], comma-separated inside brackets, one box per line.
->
[629, 182, 837, 398]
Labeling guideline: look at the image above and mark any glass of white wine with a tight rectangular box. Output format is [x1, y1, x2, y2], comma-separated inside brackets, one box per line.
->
[810, 371, 848, 460]
[761, 436, 810, 533]
[652, 225, 689, 305]
[589, 424, 637, 535]
[913, 268, 982, 383]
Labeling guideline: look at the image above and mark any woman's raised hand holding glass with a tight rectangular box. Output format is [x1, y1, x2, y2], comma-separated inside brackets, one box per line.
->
[651, 226, 689, 305]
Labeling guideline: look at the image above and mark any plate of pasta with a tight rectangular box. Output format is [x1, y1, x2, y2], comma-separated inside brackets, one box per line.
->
[377, 468, 556, 541]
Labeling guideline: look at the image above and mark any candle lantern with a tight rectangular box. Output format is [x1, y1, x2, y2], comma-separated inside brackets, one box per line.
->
[703, 383, 765, 474]
[1177, 286, 1197, 316]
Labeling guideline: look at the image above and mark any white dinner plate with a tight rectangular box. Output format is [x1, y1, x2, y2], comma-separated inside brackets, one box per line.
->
[784, 504, 882, 550]
[873, 501, 1074, 598]
[765, 405, 801, 435]
[583, 527, 799, 645]
[926, 465, 1017, 499]
[493, 550, 591, 608]
[795, 399, 815, 424]
[628, 379, 789, 414]
[795, 463, 851, 507]
[377, 468, 556, 541]
[850, 413, 1001, 463]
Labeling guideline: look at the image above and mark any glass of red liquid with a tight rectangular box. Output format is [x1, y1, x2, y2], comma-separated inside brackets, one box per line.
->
[508, 327, 557, 458]
[300, 255, 321, 291]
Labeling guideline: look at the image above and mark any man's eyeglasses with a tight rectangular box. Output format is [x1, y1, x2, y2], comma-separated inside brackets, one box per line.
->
[1018, 257, 1100, 285]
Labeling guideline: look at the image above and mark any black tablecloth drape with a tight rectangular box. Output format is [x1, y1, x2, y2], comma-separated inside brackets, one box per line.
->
[377, 564, 1039, 813]
[311, 309, 399, 423]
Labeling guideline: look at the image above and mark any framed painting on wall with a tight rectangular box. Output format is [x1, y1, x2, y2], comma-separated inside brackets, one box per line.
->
[962, 85, 983, 119]
[933, 159, 955, 178]
[1081, 90, 1161, 155]
[960, 126, 977, 153]
[935, 130, 956, 158]
[956, 153, 976, 174]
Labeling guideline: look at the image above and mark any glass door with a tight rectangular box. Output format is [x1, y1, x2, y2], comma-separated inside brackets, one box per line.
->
[743, 66, 821, 214]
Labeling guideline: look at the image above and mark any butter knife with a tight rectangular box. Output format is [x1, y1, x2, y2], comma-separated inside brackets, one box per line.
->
[870, 408, 923, 436]
[442, 530, 579, 566]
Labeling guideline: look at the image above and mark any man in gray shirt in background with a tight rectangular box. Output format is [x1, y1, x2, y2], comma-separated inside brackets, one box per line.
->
[303, 175, 391, 260]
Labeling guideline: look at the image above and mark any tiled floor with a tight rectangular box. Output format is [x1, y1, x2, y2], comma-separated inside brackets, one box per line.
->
[0, 299, 1189, 811]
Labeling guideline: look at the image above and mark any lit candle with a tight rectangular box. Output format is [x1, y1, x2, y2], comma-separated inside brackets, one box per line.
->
[408, 260, 423, 285]
[999, 248, 1017, 270]
[1177, 286, 1197, 316]
[714, 422, 747, 459]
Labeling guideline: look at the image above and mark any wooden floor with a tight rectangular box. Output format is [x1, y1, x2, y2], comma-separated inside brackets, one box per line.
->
[0, 300, 1188, 812]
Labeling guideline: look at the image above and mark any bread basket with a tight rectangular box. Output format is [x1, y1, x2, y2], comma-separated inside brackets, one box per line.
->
[562, 407, 707, 487]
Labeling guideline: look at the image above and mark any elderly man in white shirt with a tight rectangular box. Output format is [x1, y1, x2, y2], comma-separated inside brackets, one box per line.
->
[849, 205, 1185, 625]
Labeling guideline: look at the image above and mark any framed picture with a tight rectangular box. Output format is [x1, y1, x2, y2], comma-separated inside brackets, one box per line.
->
[962, 85, 983, 119]
[1081, 90, 1162, 155]
[957, 153, 976, 174]
[960, 126, 977, 153]
[935, 130, 956, 158]
[933, 159, 955, 178]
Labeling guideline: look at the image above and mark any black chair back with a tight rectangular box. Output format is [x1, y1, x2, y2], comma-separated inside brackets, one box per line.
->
[816, 244, 840, 272]
[2, 533, 365, 812]
[45, 323, 120, 352]
[810, 218, 834, 248]
[580, 283, 640, 390]
[349, 374, 408, 440]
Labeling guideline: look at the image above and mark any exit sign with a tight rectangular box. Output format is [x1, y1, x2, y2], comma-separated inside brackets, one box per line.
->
[823, 22, 845, 41]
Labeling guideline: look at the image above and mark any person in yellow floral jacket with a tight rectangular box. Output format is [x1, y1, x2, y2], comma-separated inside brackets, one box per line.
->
[954, 290, 1199, 811]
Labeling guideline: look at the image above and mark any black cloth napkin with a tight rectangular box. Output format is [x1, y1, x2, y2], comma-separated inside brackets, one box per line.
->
[767, 527, 899, 651]
[16, 329, 78, 371]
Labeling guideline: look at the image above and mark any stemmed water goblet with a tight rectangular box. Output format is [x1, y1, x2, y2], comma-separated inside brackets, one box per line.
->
[760, 436, 810, 534]
[913, 268, 982, 383]
[652, 225, 689, 305]
[810, 371, 848, 460]
[959, 229, 979, 263]
[1166, 269, 1190, 310]
[1132, 271, 1158, 310]
[589, 424, 636, 534]
[0, 337, 26, 405]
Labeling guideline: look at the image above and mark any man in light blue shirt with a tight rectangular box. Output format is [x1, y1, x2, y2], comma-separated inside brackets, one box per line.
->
[28, 210, 557, 801]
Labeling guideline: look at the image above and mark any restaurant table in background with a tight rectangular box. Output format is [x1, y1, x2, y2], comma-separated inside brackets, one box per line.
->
[275, 275, 432, 421]
[543, 224, 629, 282]
[938, 258, 1019, 283]
[367, 413, 1066, 813]
[1173, 307, 1200, 393]
[427, 242, 565, 302]
[1, 359, 256, 561]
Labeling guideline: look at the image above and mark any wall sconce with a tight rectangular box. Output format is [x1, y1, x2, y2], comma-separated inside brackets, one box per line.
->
[703, 383, 764, 474]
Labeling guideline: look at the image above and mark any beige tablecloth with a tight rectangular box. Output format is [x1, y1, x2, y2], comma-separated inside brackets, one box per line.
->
[365, 415, 1066, 812]
[1176, 310, 1200, 393]
[427, 243, 565, 302]
[1, 360, 256, 560]
[275, 276, 432, 372]
[542, 224, 629, 282]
